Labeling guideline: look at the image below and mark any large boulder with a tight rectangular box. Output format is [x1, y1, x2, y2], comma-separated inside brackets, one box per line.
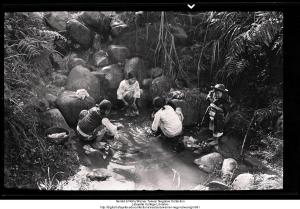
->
[169, 89, 207, 126]
[98, 64, 124, 89]
[56, 90, 96, 127]
[45, 93, 57, 109]
[194, 152, 223, 173]
[41, 108, 74, 136]
[107, 45, 130, 63]
[44, 12, 70, 32]
[124, 57, 148, 84]
[93, 50, 109, 68]
[77, 12, 111, 40]
[110, 19, 128, 38]
[66, 19, 94, 49]
[232, 173, 255, 190]
[221, 158, 238, 180]
[150, 75, 171, 99]
[65, 65, 102, 102]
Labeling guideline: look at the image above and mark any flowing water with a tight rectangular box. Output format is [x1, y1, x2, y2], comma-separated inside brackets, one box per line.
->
[73, 110, 211, 190]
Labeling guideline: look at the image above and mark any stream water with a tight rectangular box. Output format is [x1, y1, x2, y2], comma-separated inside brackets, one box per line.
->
[72, 110, 212, 190]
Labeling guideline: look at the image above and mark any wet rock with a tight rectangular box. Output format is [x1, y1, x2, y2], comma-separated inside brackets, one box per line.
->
[183, 136, 199, 149]
[93, 50, 109, 67]
[86, 168, 113, 181]
[98, 64, 124, 89]
[232, 173, 255, 190]
[142, 78, 153, 89]
[56, 90, 96, 127]
[111, 19, 128, 38]
[151, 67, 163, 79]
[77, 12, 111, 40]
[45, 93, 57, 109]
[194, 152, 223, 173]
[66, 19, 94, 49]
[124, 57, 148, 83]
[107, 45, 130, 63]
[44, 12, 70, 32]
[52, 72, 68, 87]
[65, 65, 102, 102]
[221, 158, 238, 180]
[150, 75, 171, 99]
[41, 108, 74, 136]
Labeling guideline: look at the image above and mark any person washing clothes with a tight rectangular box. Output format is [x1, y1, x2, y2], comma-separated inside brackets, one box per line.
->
[77, 99, 117, 142]
[201, 84, 230, 149]
[117, 72, 141, 117]
[151, 96, 183, 139]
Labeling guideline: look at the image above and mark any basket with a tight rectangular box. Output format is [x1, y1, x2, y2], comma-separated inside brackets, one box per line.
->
[45, 127, 70, 144]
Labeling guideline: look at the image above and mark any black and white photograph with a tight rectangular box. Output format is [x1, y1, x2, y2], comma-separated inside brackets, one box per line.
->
[3, 10, 284, 192]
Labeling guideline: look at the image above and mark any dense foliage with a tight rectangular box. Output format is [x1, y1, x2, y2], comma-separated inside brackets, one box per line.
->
[4, 12, 79, 189]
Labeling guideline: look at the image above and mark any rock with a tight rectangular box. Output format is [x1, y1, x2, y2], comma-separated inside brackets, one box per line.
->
[232, 173, 255, 190]
[52, 72, 68, 87]
[45, 93, 57, 109]
[107, 45, 130, 63]
[44, 12, 70, 32]
[41, 108, 74, 136]
[207, 181, 231, 190]
[221, 158, 238, 180]
[93, 50, 109, 67]
[169, 25, 188, 45]
[88, 178, 135, 190]
[183, 136, 199, 149]
[110, 19, 128, 37]
[86, 168, 113, 181]
[98, 64, 124, 89]
[92, 33, 102, 50]
[150, 75, 171, 99]
[168, 88, 207, 126]
[151, 67, 163, 79]
[66, 19, 93, 49]
[113, 22, 160, 59]
[77, 11, 111, 40]
[65, 65, 102, 102]
[194, 152, 223, 173]
[124, 57, 148, 84]
[56, 90, 96, 127]
[67, 57, 87, 72]
[192, 184, 209, 191]
[142, 78, 153, 89]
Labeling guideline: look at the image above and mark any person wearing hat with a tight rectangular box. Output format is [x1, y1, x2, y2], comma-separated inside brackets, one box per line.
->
[76, 99, 116, 142]
[151, 96, 183, 139]
[117, 72, 141, 117]
[201, 84, 230, 148]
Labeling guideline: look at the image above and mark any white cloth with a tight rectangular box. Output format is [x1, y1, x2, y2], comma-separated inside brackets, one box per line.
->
[151, 105, 183, 138]
[117, 80, 141, 100]
[175, 107, 184, 122]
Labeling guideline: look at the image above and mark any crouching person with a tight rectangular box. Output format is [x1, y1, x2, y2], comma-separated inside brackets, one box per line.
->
[117, 72, 141, 117]
[76, 99, 116, 142]
[151, 97, 183, 139]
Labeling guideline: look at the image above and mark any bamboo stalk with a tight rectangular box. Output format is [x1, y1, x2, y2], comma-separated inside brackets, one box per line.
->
[240, 111, 256, 156]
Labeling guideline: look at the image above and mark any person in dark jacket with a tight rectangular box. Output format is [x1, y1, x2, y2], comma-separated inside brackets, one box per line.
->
[201, 84, 230, 147]
[76, 99, 114, 142]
